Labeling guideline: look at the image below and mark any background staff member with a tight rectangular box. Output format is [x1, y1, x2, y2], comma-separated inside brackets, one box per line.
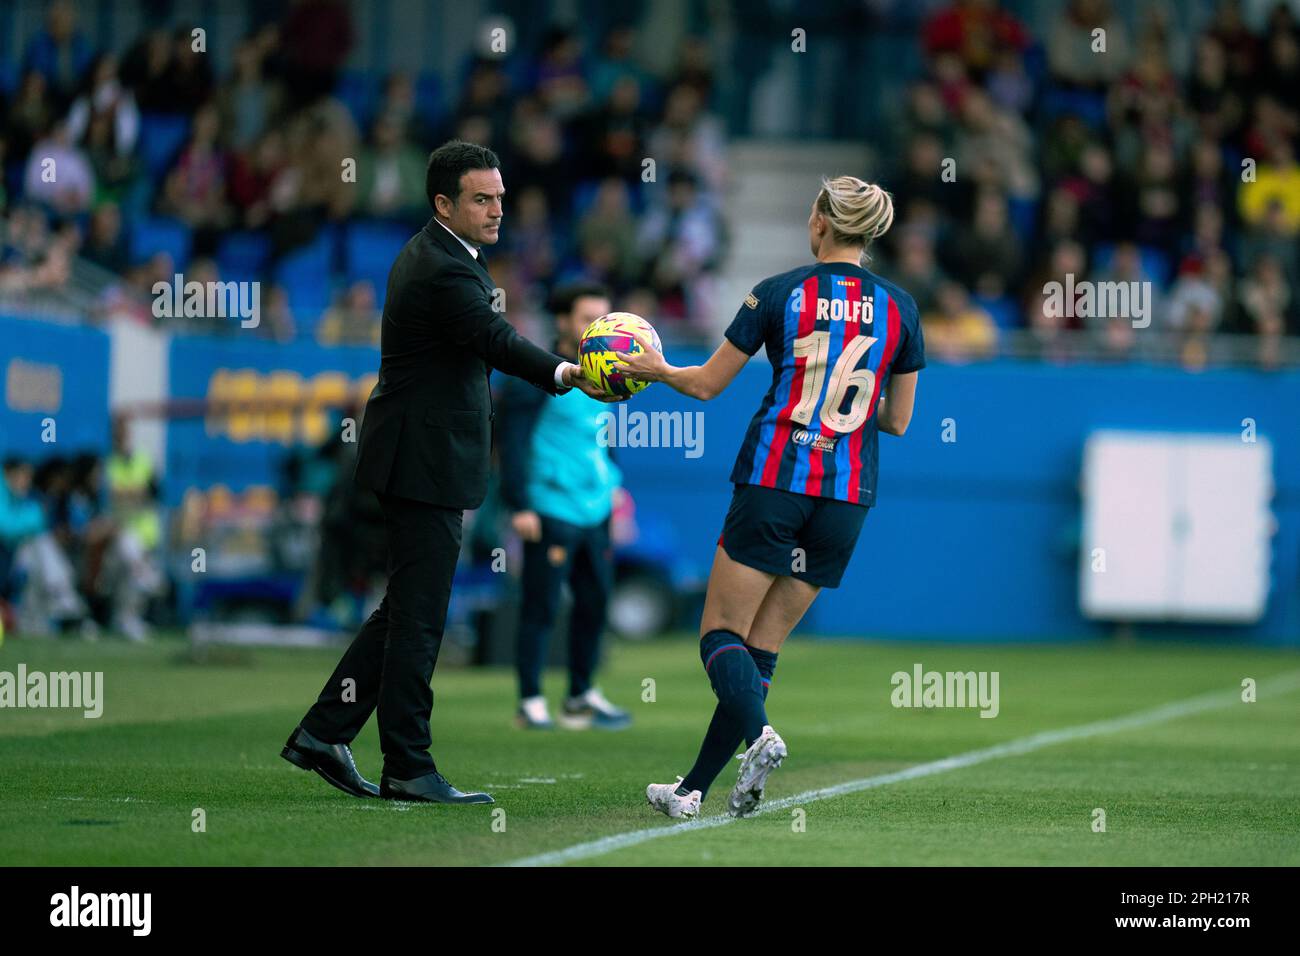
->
[498, 282, 632, 731]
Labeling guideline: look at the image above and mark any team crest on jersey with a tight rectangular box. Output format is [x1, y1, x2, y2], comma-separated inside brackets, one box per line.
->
[744, 292, 759, 309]
[793, 429, 838, 452]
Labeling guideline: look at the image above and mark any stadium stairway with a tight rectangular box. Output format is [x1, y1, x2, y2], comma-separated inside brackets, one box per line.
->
[716, 140, 872, 336]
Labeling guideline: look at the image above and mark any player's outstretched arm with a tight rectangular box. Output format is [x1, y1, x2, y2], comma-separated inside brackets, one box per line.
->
[613, 335, 748, 401]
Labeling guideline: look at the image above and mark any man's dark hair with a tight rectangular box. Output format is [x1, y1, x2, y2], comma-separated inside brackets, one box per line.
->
[425, 140, 501, 213]
[548, 281, 612, 317]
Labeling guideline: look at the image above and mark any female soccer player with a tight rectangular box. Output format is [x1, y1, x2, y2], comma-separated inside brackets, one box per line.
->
[613, 176, 925, 818]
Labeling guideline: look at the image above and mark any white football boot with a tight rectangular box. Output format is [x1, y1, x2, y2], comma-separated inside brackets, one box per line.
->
[516, 695, 554, 729]
[646, 776, 702, 820]
[559, 688, 631, 730]
[727, 725, 787, 817]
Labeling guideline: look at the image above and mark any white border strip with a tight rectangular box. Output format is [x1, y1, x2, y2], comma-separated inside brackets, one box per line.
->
[503, 670, 1300, 867]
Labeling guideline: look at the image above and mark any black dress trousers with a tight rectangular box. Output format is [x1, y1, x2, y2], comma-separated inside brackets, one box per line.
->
[301, 491, 463, 779]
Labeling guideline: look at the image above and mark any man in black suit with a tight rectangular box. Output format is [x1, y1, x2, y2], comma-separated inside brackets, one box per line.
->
[281, 140, 619, 804]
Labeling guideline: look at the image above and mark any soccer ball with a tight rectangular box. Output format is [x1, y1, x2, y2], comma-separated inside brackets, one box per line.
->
[579, 312, 662, 397]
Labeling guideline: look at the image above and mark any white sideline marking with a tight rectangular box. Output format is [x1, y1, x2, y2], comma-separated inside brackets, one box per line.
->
[503, 669, 1300, 867]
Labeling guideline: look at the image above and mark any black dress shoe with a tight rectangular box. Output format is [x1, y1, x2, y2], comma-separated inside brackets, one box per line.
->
[380, 771, 495, 804]
[281, 725, 380, 798]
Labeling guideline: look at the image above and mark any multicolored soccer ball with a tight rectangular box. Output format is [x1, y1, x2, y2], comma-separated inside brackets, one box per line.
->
[579, 312, 662, 397]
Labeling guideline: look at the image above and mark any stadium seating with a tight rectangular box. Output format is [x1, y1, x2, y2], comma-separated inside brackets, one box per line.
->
[216, 231, 273, 283]
[343, 219, 410, 305]
[137, 112, 192, 182]
[273, 227, 339, 319]
[129, 215, 192, 270]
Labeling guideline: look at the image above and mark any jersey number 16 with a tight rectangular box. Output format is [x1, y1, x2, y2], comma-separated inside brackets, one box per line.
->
[790, 331, 878, 433]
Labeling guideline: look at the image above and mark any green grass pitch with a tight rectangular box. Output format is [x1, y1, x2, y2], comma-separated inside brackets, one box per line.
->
[1, 632, 1297, 866]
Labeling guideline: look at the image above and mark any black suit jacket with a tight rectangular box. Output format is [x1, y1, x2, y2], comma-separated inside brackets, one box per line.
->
[353, 216, 565, 510]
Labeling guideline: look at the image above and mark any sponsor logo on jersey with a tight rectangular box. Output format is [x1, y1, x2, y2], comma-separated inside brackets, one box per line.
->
[792, 429, 838, 452]
[744, 292, 760, 309]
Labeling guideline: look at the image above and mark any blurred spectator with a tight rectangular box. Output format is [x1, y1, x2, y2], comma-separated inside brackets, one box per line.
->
[1088, 240, 1158, 358]
[502, 185, 561, 287]
[158, 104, 230, 251]
[5, 71, 56, 169]
[646, 83, 728, 195]
[575, 178, 639, 288]
[954, 88, 1038, 202]
[20, 0, 92, 110]
[102, 418, 163, 641]
[377, 72, 437, 150]
[1239, 139, 1300, 235]
[942, 189, 1022, 298]
[356, 114, 428, 222]
[66, 54, 140, 160]
[635, 168, 724, 330]
[82, 202, 129, 274]
[279, 0, 354, 110]
[256, 283, 299, 343]
[1166, 252, 1234, 369]
[1047, 0, 1129, 91]
[1117, 142, 1182, 255]
[922, 281, 998, 361]
[1, 457, 89, 636]
[217, 33, 280, 152]
[888, 226, 950, 316]
[148, 27, 216, 115]
[119, 28, 175, 112]
[22, 122, 94, 217]
[0, 206, 76, 294]
[924, 0, 1029, 79]
[317, 280, 380, 346]
[227, 129, 288, 230]
[572, 74, 650, 185]
[533, 26, 591, 121]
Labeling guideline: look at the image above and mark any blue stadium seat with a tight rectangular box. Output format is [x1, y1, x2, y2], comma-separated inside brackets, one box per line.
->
[137, 112, 192, 181]
[1040, 85, 1107, 132]
[216, 231, 272, 282]
[274, 230, 337, 316]
[570, 180, 602, 221]
[344, 220, 409, 304]
[973, 294, 1021, 331]
[335, 70, 379, 131]
[1021, 41, 1048, 86]
[130, 215, 192, 269]
[1091, 242, 1173, 288]
[413, 71, 445, 127]
[0, 59, 17, 96]
[1008, 196, 1039, 242]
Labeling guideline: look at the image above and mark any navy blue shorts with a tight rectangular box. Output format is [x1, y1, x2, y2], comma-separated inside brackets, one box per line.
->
[717, 483, 869, 589]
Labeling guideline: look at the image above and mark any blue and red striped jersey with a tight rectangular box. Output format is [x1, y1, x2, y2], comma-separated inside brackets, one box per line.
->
[726, 262, 925, 506]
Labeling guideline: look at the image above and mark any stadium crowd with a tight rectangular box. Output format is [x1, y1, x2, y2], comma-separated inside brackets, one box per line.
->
[1, 417, 162, 638]
[1, 0, 728, 343]
[879, 0, 1300, 369]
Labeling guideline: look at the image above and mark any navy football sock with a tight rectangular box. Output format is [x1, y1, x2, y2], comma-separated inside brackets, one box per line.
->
[698, 629, 768, 746]
[680, 644, 778, 797]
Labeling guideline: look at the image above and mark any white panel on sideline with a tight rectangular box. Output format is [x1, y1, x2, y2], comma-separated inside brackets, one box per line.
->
[1080, 431, 1273, 624]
